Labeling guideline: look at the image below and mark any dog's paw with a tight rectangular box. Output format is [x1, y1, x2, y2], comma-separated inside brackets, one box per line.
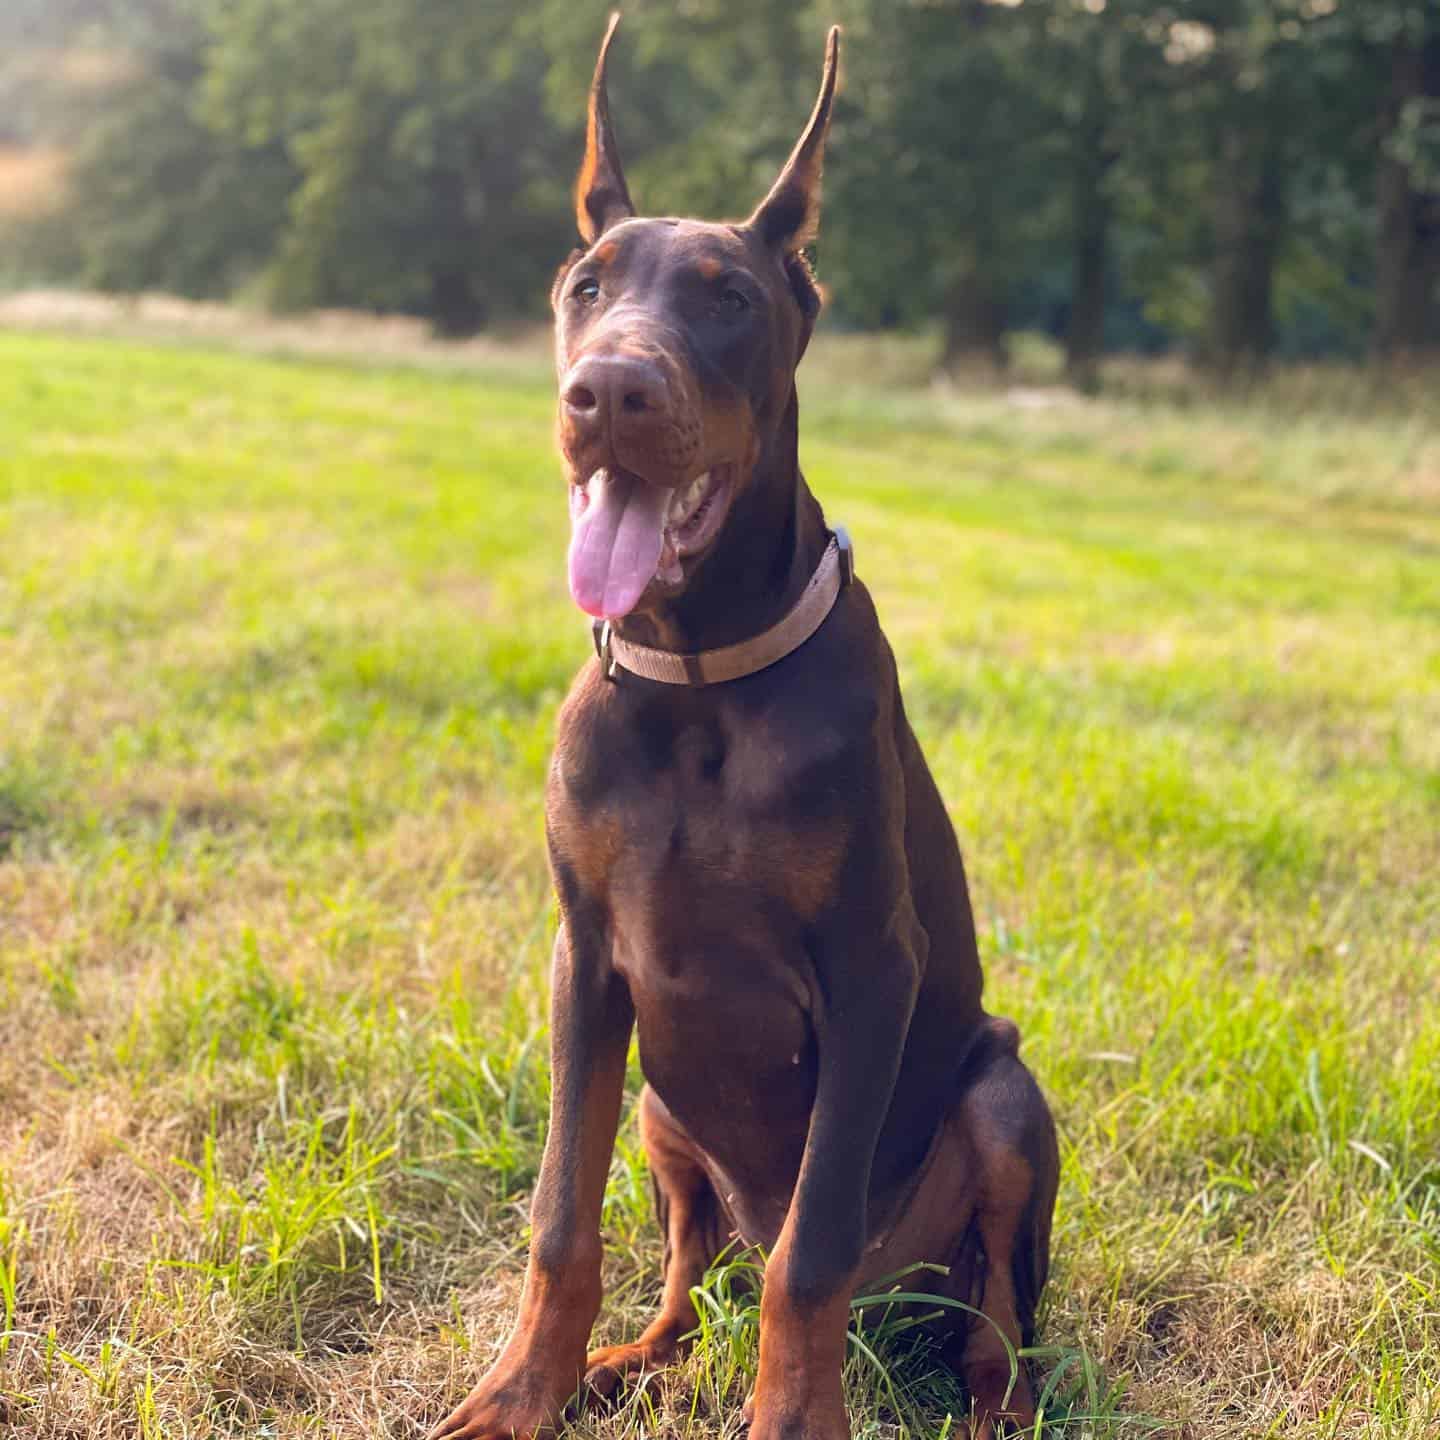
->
[746, 1397, 850, 1440]
[582, 1338, 678, 1401]
[427, 1366, 575, 1440]
[963, 1361, 1037, 1440]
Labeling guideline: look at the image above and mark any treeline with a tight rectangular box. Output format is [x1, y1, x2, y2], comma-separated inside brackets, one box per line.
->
[1, 1, 1437, 378]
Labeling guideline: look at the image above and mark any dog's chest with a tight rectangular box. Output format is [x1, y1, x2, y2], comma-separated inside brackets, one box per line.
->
[606, 709, 841, 1173]
[559, 695, 854, 934]
[549, 676, 878, 1196]
[554, 691, 858, 1061]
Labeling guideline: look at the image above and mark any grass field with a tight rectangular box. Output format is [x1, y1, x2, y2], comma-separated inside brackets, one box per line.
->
[1, 325, 1438, 1439]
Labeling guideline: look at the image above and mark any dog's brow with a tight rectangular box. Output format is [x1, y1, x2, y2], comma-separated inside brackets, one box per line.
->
[694, 254, 726, 281]
[593, 240, 620, 265]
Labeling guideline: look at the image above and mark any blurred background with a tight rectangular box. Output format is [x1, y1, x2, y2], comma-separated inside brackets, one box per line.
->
[2, 0, 1437, 385]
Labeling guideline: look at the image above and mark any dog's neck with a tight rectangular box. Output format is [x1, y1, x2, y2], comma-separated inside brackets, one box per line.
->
[613, 387, 829, 656]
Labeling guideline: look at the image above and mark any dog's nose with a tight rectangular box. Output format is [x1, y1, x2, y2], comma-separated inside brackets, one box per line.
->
[562, 354, 669, 426]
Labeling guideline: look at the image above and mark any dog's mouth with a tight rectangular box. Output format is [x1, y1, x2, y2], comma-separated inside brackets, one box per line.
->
[568, 465, 734, 619]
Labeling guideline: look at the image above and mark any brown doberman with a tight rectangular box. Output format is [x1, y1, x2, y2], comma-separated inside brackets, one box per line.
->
[430, 18, 1058, 1440]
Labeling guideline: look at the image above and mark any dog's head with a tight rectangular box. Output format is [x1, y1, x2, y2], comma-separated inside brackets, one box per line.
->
[554, 16, 839, 622]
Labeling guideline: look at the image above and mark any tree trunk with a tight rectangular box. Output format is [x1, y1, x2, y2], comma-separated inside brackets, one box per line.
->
[1373, 29, 1440, 364]
[1065, 76, 1113, 392]
[429, 267, 486, 337]
[428, 164, 486, 337]
[941, 261, 1007, 377]
[1209, 108, 1285, 379]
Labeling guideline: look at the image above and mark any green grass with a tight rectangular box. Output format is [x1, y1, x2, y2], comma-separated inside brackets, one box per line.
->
[0, 325, 1437, 1439]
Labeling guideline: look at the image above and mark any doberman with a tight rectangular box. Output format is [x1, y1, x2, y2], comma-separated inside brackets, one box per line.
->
[430, 18, 1058, 1440]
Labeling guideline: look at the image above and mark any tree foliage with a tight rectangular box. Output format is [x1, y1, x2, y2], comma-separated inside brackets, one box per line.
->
[2, 0, 1437, 366]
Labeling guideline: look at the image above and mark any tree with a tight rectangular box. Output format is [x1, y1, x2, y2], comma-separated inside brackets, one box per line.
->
[1018, 1, 1175, 388]
[822, 0, 1061, 373]
[1, 0, 293, 296]
[1370, 4, 1440, 360]
[1, 0, 1433, 369]
[201, 0, 575, 333]
[1185, 1, 1353, 376]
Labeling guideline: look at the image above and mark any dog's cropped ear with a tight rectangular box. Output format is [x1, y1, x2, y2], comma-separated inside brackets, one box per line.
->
[748, 26, 840, 253]
[575, 13, 635, 245]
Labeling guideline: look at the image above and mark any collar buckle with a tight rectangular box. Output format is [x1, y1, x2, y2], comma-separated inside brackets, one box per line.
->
[591, 619, 616, 681]
[834, 524, 855, 588]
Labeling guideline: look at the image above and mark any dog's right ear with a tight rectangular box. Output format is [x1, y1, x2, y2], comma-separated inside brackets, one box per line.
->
[747, 26, 840, 254]
[575, 13, 635, 245]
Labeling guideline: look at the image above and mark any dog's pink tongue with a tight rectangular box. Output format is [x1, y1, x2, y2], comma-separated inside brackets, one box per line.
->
[568, 469, 669, 619]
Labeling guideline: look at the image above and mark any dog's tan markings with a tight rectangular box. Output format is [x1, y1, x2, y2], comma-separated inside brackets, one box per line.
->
[574, 13, 634, 243]
[770, 823, 847, 919]
[594, 240, 619, 265]
[695, 254, 725, 281]
[565, 811, 624, 898]
[750, 1281, 852, 1440]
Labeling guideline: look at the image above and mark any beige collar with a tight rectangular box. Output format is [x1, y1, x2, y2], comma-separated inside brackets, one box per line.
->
[593, 527, 853, 685]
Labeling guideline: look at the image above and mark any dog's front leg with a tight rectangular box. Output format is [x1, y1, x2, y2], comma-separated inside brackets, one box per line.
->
[430, 920, 632, 1440]
[750, 900, 922, 1440]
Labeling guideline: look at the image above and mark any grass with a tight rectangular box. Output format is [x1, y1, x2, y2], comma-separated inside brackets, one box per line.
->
[0, 320, 1437, 1439]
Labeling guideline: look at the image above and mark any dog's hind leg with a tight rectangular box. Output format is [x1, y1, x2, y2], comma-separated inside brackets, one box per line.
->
[945, 1020, 1058, 1439]
[583, 1086, 729, 1397]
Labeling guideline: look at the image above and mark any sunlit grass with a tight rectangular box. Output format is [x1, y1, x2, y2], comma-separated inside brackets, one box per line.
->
[0, 328, 1437, 1438]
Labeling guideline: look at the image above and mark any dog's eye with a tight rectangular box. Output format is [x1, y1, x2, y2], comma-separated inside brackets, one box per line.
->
[718, 288, 749, 316]
[572, 277, 600, 304]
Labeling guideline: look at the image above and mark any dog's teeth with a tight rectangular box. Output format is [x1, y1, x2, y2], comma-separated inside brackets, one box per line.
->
[666, 472, 712, 529]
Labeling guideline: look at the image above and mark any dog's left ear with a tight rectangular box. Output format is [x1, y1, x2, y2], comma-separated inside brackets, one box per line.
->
[575, 12, 635, 245]
[748, 26, 840, 253]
